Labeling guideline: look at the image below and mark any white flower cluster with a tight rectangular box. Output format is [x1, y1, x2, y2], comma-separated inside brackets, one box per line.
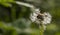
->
[30, 8, 52, 30]
[30, 8, 52, 25]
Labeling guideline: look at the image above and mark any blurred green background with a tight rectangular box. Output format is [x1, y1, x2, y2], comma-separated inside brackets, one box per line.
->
[0, 0, 60, 35]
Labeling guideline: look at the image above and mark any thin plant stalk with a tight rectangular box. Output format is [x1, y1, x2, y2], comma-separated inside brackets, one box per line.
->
[39, 22, 45, 35]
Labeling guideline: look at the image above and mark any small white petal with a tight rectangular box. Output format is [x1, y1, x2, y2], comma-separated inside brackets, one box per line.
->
[30, 14, 37, 22]
[35, 9, 40, 14]
[33, 13, 38, 17]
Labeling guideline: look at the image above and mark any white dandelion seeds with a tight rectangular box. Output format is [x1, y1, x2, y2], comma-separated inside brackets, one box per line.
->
[30, 11, 52, 25]
[30, 8, 41, 23]
[42, 12, 52, 24]
[30, 10, 52, 30]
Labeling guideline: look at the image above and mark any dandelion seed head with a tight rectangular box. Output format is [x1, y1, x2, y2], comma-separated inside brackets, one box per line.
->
[30, 9, 52, 25]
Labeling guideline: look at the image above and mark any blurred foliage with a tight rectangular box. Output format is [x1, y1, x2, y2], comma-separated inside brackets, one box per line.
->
[0, 22, 17, 35]
[0, 0, 14, 7]
[0, 0, 60, 35]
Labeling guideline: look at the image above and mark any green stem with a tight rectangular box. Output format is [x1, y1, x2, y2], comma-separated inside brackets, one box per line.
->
[40, 23, 44, 35]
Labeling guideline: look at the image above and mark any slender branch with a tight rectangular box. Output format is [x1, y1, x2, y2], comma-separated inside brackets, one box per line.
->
[15, 1, 35, 8]
[15, 1, 36, 12]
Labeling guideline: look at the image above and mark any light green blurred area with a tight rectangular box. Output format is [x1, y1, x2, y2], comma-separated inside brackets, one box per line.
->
[0, 0, 60, 35]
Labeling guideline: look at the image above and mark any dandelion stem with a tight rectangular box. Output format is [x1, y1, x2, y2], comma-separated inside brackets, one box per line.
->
[39, 22, 44, 35]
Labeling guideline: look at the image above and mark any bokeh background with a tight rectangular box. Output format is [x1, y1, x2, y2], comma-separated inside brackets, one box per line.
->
[0, 0, 60, 35]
